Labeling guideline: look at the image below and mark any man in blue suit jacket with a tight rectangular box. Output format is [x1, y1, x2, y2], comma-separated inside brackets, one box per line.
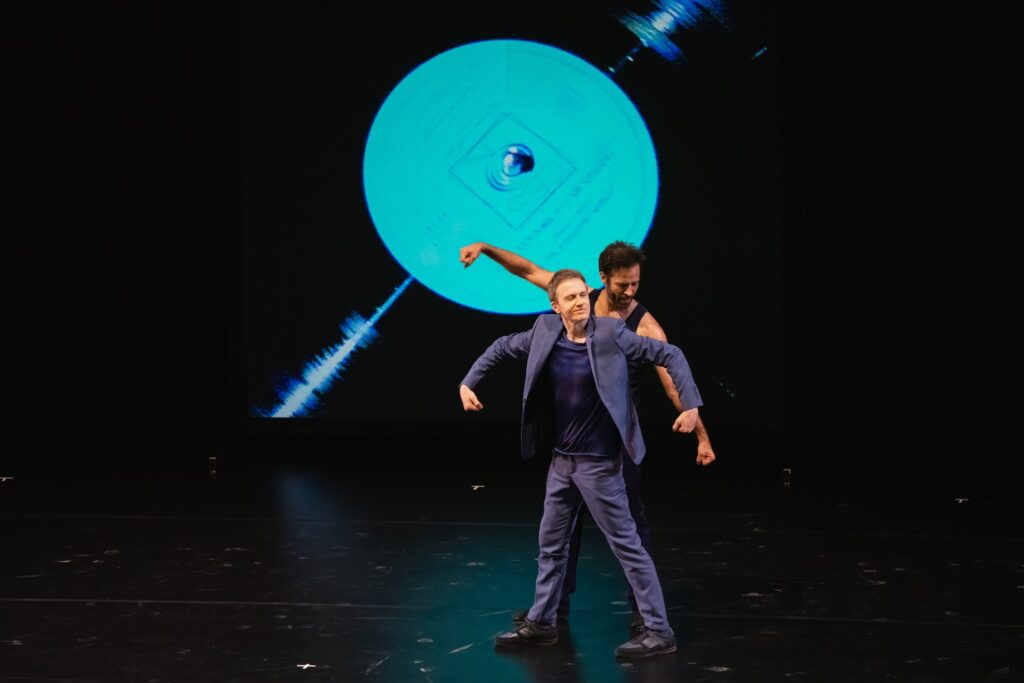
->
[459, 269, 703, 658]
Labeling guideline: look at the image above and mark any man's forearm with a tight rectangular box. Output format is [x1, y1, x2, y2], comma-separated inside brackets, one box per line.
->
[694, 415, 712, 445]
[480, 243, 537, 278]
[462, 241, 552, 289]
[655, 365, 685, 413]
[665, 376, 712, 445]
[655, 345, 703, 412]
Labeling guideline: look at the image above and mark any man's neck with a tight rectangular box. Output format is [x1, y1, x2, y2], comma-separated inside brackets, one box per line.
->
[561, 318, 588, 343]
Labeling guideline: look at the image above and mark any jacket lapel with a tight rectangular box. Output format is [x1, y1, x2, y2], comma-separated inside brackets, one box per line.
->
[524, 315, 560, 400]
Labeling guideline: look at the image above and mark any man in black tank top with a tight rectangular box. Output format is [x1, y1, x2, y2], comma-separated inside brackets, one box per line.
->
[460, 240, 716, 634]
[591, 287, 647, 401]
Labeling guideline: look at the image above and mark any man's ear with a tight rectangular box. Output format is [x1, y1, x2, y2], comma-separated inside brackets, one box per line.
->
[550, 300, 560, 314]
[599, 271, 609, 287]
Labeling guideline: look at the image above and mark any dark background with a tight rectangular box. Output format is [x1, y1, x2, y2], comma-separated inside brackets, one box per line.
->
[8, 3, 1016, 494]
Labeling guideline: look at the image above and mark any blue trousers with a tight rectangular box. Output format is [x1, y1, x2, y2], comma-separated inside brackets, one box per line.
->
[525, 453, 672, 634]
[559, 455, 649, 614]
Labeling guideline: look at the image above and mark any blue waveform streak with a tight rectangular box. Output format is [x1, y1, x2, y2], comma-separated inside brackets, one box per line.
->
[268, 276, 414, 418]
[615, 0, 730, 67]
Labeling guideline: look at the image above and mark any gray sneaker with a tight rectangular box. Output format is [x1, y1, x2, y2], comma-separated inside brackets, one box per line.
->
[614, 629, 677, 658]
[495, 618, 558, 647]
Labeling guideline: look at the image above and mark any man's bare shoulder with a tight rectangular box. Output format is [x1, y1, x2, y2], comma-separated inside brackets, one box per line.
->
[635, 311, 668, 341]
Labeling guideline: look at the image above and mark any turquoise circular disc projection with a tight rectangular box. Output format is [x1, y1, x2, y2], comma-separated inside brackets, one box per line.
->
[363, 40, 658, 314]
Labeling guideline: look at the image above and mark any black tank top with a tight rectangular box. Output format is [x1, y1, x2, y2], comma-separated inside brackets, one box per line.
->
[589, 288, 648, 404]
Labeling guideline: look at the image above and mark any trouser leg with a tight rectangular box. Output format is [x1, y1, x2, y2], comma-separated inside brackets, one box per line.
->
[574, 455, 672, 635]
[557, 504, 585, 614]
[622, 455, 650, 613]
[527, 454, 583, 625]
[623, 455, 650, 550]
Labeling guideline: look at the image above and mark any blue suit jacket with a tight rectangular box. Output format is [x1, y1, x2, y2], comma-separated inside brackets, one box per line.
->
[460, 314, 702, 465]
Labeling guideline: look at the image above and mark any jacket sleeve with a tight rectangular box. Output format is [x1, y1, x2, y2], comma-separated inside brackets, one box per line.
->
[459, 327, 534, 390]
[613, 323, 703, 410]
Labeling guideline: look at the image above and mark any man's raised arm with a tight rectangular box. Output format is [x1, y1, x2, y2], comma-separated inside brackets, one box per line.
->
[458, 327, 535, 412]
[459, 242, 554, 290]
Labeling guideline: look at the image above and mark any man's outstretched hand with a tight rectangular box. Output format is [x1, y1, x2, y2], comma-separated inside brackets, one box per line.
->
[459, 243, 485, 267]
[460, 384, 484, 411]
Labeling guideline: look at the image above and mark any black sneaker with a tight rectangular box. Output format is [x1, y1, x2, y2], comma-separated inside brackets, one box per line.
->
[512, 607, 569, 628]
[614, 629, 677, 658]
[495, 618, 558, 647]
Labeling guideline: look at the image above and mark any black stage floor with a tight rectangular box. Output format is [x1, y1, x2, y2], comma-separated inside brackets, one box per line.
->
[1, 439, 1021, 682]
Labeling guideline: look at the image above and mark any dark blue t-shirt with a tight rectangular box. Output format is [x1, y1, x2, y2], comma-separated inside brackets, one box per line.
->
[545, 331, 622, 458]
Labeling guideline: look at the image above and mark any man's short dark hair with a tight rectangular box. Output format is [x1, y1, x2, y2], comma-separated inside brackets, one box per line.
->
[598, 241, 646, 276]
[547, 268, 587, 302]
